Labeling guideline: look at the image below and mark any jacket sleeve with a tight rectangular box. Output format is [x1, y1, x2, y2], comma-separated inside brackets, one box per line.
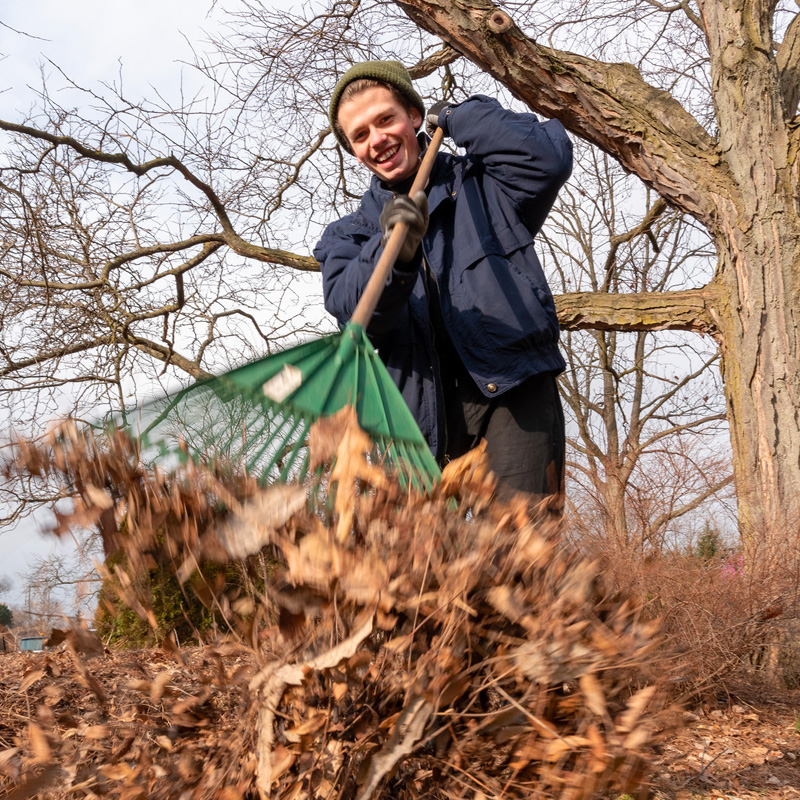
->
[314, 212, 420, 343]
[437, 95, 573, 235]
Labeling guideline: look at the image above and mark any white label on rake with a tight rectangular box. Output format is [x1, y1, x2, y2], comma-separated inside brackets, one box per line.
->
[262, 364, 303, 402]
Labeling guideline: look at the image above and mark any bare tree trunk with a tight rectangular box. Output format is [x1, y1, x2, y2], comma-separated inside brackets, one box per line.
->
[700, 0, 800, 543]
[714, 222, 800, 543]
[602, 471, 630, 550]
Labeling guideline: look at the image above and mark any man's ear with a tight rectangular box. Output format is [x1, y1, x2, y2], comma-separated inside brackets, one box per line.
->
[409, 106, 422, 129]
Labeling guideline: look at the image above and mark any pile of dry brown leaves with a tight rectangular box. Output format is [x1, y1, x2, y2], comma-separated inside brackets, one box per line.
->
[2, 409, 674, 799]
[0, 638, 255, 799]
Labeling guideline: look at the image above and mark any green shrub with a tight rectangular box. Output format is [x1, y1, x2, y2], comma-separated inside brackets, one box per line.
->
[95, 556, 242, 648]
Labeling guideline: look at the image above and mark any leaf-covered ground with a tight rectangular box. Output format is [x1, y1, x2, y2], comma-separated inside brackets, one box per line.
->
[0, 645, 798, 799]
[4, 416, 673, 798]
[0, 642, 257, 799]
[657, 682, 800, 800]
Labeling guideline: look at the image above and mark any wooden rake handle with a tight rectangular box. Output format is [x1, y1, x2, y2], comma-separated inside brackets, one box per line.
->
[349, 127, 445, 329]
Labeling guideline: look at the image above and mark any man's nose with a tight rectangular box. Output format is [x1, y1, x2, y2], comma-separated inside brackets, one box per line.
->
[369, 126, 387, 148]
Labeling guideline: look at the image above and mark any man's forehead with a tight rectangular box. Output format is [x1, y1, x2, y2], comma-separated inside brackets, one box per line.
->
[339, 87, 402, 128]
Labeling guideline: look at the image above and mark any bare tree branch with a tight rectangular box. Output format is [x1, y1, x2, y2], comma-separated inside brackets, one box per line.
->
[393, 0, 729, 225]
[0, 119, 319, 271]
[647, 474, 735, 535]
[556, 286, 720, 335]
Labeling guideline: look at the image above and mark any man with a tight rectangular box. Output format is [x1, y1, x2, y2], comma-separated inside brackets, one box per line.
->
[314, 60, 572, 505]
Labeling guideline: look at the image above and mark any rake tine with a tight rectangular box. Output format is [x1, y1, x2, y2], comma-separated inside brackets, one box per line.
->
[278, 417, 312, 483]
[258, 413, 303, 483]
[243, 406, 283, 473]
[138, 382, 198, 440]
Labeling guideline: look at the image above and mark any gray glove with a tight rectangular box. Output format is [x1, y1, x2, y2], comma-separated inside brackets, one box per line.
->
[425, 100, 451, 137]
[379, 191, 429, 264]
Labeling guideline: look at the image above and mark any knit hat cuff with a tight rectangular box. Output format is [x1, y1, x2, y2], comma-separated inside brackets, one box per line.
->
[329, 60, 425, 151]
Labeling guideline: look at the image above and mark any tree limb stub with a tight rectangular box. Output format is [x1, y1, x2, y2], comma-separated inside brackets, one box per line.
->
[556, 286, 719, 336]
[409, 44, 461, 78]
[223, 238, 319, 271]
[393, 0, 732, 226]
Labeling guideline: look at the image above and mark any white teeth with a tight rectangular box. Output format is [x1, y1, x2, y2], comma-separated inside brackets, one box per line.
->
[376, 145, 399, 163]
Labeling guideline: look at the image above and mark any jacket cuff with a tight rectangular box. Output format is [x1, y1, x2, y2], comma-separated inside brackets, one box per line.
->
[437, 105, 454, 135]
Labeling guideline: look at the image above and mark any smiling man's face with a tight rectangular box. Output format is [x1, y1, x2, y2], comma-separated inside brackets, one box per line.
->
[338, 85, 422, 185]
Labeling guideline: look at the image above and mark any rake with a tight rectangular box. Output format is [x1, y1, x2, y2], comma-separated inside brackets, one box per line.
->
[122, 129, 446, 493]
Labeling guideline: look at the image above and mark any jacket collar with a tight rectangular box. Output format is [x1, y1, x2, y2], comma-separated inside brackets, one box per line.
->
[360, 140, 459, 219]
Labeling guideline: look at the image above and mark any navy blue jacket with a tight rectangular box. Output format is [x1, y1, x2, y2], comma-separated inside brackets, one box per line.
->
[315, 95, 572, 459]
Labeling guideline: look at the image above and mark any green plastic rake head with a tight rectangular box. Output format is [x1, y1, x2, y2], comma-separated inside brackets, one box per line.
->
[129, 321, 440, 492]
[123, 129, 446, 494]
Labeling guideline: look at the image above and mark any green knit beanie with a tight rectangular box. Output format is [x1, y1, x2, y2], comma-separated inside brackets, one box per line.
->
[329, 60, 425, 152]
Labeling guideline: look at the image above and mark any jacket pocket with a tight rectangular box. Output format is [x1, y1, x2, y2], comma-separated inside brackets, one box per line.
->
[449, 249, 559, 353]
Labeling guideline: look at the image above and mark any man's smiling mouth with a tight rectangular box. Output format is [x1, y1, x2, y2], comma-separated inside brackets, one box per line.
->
[375, 144, 400, 164]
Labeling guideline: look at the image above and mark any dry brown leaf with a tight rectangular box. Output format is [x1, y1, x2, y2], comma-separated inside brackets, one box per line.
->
[97, 762, 136, 780]
[580, 673, 607, 719]
[486, 584, 534, 627]
[19, 668, 46, 693]
[44, 628, 69, 648]
[271, 745, 295, 784]
[312, 406, 390, 543]
[67, 649, 109, 707]
[440, 439, 496, 496]
[356, 695, 433, 800]
[84, 484, 114, 510]
[0, 747, 21, 780]
[68, 626, 105, 659]
[622, 724, 652, 751]
[43, 685, 64, 708]
[308, 406, 357, 467]
[438, 673, 471, 707]
[211, 483, 306, 560]
[83, 724, 110, 740]
[27, 721, 51, 762]
[218, 789, 245, 800]
[544, 735, 590, 762]
[617, 684, 658, 734]
[280, 781, 305, 800]
[509, 735, 545, 769]
[585, 723, 608, 773]
[150, 670, 173, 703]
[285, 714, 327, 738]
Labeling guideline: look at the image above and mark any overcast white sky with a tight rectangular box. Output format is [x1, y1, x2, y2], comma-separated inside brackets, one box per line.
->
[1, 2, 220, 110]
[0, 1, 228, 608]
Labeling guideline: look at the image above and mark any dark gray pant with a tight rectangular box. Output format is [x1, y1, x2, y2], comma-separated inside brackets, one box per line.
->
[442, 370, 565, 504]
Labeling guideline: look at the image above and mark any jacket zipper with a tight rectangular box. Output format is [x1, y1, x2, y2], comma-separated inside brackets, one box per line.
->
[423, 255, 449, 463]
